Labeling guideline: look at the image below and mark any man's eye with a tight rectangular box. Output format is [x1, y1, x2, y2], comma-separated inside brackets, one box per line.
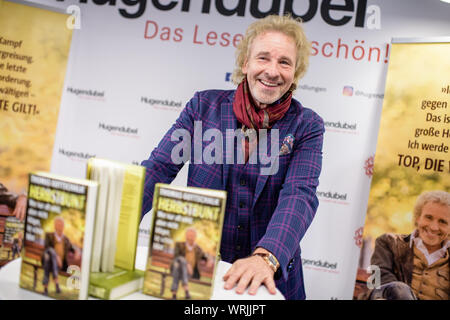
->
[281, 60, 293, 67]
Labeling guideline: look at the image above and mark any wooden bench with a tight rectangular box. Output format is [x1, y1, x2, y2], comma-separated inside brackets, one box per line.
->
[23, 240, 75, 290]
[353, 268, 371, 299]
[149, 250, 214, 296]
[23, 240, 45, 290]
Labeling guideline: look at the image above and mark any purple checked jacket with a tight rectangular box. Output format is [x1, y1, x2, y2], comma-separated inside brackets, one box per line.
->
[141, 89, 324, 299]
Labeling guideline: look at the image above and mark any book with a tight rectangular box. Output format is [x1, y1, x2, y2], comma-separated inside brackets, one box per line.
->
[0, 210, 24, 268]
[143, 183, 226, 300]
[18, 172, 98, 300]
[89, 267, 144, 300]
[0, 205, 24, 268]
[86, 158, 145, 299]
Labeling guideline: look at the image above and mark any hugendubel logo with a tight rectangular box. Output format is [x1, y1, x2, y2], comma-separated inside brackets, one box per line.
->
[58, 148, 95, 161]
[302, 259, 338, 270]
[316, 190, 347, 200]
[66, 87, 105, 99]
[141, 96, 183, 110]
[98, 122, 139, 136]
[56, 0, 381, 30]
[324, 120, 358, 133]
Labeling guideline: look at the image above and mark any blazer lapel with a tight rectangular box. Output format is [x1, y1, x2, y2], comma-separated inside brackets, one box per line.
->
[252, 104, 299, 210]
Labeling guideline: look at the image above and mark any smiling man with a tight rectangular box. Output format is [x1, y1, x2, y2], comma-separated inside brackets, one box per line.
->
[366, 190, 450, 300]
[141, 15, 324, 300]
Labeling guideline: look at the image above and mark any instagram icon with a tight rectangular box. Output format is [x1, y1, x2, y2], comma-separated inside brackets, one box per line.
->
[343, 86, 354, 96]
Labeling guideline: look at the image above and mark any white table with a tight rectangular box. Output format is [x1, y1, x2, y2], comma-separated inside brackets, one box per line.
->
[0, 246, 285, 300]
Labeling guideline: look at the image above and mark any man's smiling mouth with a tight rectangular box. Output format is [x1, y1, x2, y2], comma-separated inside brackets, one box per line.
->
[259, 79, 281, 87]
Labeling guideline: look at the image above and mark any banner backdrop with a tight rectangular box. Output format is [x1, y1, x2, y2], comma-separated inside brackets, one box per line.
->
[354, 39, 450, 299]
[21, 0, 450, 299]
[0, 0, 72, 264]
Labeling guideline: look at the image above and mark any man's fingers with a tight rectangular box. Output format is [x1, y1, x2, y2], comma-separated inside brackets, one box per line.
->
[248, 274, 264, 295]
[222, 263, 236, 281]
[223, 256, 277, 296]
[223, 260, 243, 282]
[224, 272, 241, 290]
[263, 276, 277, 295]
[235, 270, 254, 294]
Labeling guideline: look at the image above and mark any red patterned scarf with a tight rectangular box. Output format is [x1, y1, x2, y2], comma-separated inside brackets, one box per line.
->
[232, 79, 292, 162]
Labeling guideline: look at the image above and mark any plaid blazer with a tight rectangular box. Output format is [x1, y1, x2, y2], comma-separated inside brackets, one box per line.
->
[141, 89, 324, 299]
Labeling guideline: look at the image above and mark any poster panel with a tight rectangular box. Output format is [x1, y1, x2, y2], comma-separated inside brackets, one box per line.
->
[354, 39, 450, 300]
[0, 0, 73, 265]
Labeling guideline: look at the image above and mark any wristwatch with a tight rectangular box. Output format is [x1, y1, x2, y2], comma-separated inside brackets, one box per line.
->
[253, 252, 280, 273]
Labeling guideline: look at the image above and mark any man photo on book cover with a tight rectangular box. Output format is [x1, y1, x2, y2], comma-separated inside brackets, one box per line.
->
[170, 227, 213, 299]
[11, 231, 23, 260]
[361, 190, 449, 300]
[41, 216, 75, 296]
[141, 15, 324, 299]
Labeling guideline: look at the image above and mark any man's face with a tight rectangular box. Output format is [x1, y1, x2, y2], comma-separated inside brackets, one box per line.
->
[242, 31, 296, 109]
[186, 229, 196, 246]
[54, 219, 64, 237]
[416, 201, 449, 252]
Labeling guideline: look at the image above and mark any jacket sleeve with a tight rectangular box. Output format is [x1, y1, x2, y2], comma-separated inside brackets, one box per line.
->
[256, 111, 324, 281]
[140, 92, 199, 219]
[371, 234, 401, 285]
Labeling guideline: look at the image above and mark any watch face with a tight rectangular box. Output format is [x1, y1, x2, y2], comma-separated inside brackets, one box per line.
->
[268, 255, 277, 266]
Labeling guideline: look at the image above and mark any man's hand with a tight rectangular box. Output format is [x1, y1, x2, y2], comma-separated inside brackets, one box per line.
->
[13, 194, 27, 222]
[223, 249, 277, 296]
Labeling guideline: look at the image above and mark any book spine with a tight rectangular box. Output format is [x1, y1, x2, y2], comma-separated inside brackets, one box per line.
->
[114, 166, 145, 270]
[88, 284, 110, 300]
